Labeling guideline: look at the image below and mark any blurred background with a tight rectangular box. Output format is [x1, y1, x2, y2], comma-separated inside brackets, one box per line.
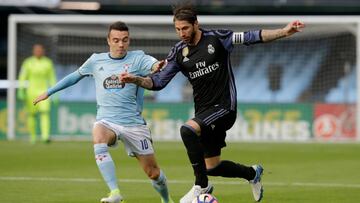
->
[0, 0, 359, 142]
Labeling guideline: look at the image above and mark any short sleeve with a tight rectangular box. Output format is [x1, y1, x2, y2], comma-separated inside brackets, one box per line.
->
[137, 53, 158, 76]
[213, 29, 234, 52]
[78, 54, 96, 76]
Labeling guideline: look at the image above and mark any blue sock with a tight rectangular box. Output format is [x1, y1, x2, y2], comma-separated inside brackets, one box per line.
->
[151, 170, 170, 202]
[94, 143, 118, 191]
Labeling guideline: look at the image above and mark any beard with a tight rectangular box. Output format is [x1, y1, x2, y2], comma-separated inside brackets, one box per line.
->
[182, 28, 197, 45]
[188, 30, 197, 45]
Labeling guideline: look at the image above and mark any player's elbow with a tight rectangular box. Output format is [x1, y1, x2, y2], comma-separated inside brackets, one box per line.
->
[151, 85, 164, 91]
[151, 80, 169, 91]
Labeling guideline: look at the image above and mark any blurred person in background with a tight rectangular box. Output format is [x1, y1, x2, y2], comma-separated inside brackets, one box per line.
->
[120, 3, 305, 203]
[33, 21, 173, 203]
[17, 44, 56, 144]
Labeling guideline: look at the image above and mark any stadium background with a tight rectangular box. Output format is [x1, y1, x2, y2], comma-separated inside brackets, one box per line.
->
[0, 1, 360, 203]
[1, 0, 359, 142]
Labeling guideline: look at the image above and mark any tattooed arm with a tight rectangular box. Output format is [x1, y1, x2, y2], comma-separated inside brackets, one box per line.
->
[261, 20, 305, 42]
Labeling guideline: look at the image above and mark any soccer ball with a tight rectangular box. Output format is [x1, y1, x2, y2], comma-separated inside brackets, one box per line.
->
[192, 194, 219, 203]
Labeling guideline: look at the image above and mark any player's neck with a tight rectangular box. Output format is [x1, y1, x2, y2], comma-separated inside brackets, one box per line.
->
[109, 52, 127, 59]
[188, 30, 202, 46]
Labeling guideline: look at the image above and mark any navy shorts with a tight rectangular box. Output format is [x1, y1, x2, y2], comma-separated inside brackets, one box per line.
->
[193, 106, 236, 158]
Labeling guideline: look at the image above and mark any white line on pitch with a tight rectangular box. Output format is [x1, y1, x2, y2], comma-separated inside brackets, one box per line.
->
[0, 176, 359, 189]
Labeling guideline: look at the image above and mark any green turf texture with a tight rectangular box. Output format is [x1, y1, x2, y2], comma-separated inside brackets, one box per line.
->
[0, 141, 359, 203]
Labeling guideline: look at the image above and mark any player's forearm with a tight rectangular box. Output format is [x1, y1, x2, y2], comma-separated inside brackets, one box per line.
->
[133, 76, 154, 89]
[261, 29, 287, 42]
[47, 71, 83, 96]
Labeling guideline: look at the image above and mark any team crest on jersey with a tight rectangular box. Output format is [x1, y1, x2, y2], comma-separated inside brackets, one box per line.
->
[123, 63, 132, 71]
[207, 44, 215, 54]
[182, 47, 190, 62]
[103, 74, 124, 90]
[182, 47, 189, 57]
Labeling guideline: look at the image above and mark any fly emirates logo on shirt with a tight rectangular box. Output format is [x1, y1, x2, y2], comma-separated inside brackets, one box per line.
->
[189, 61, 219, 79]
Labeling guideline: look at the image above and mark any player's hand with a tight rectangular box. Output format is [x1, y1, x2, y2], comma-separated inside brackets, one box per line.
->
[119, 67, 129, 88]
[33, 92, 49, 106]
[283, 20, 305, 36]
[119, 72, 137, 84]
[151, 60, 167, 74]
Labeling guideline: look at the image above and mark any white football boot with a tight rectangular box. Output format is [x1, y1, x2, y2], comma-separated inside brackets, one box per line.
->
[100, 189, 124, 203]
[180, 184, 214, 203]
[249, 165, 264, 202]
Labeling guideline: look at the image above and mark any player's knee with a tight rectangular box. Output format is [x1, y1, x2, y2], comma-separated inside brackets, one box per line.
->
[92, 133, 106, 144]
[180, 125, 197, 140]
[145, 167, 160, 180]
[206, 164, 220, 176]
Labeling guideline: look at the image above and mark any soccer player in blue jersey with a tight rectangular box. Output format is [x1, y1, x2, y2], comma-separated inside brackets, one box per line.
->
[33, 21, 174, 203]
[120, 4, 305, 203]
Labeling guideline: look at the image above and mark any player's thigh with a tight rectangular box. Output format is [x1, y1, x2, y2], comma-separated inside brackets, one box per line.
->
[193, 107, 236, 134]
[37, 100, 50, 112]
[194, 107, 236, 157]
[92, 121, 117, 144]
[201, 129, 226, 158]
[185, 119, 201, 135]
[120, 125, 155, 157]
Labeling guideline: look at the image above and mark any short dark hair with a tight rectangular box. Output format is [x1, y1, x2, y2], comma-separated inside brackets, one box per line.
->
[108, 21, 129, 37]
[172, 3, 197, 24]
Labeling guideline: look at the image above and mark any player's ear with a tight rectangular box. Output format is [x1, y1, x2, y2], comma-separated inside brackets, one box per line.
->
[194, 20, 199, 30]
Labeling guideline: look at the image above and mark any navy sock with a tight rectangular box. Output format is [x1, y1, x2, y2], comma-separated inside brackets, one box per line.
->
[207, 160, 255, 181]
[180, 125, 208, 188]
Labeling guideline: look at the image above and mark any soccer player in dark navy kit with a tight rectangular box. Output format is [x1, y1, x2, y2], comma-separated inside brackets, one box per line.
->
[120, 4, 305, 203]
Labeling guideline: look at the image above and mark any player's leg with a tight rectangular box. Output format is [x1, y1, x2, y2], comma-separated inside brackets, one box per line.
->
[204, 131, 255, 181]
[180, 120, 208, 187]
[205, 156, 263, 202]
[136, 154, 173, 203]
[93, 121, 123, 203]
[26, 113, 36, 143]
[120, 124, 173, 203]
[39, 112, 50, 143]
[202, 110, 264, 202]
[25, 100, 37, 144]
[202, 109, 255, 180]
[180, 117, 216, 203]
[38, 100, 51, 143]
[206, 156, 256, 180]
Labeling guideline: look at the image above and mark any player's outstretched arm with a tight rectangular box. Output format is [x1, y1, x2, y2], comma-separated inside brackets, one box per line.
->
[261, 20, 305, 42]
[33, 71, 85, 106]
[33, 92, 49, 106]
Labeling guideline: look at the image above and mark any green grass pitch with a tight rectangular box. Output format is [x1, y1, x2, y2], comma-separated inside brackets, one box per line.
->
[0, 141, 359, 203]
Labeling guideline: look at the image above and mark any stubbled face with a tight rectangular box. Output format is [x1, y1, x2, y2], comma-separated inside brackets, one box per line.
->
[107, 29, 130, 58]
[174, 20, 198, 45]
[32, 44, 44, 58]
